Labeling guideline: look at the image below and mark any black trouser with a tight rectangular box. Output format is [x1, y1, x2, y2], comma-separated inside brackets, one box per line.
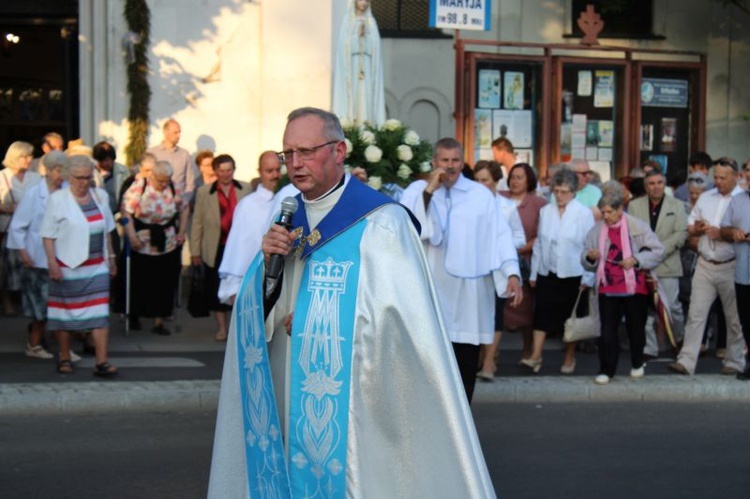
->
[598, 293, 649, 378]
[735, 283, 750, 367]
[452, 342, 481, 403]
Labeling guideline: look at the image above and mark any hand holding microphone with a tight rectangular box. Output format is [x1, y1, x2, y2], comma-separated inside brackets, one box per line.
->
[264, 197, 299, 279]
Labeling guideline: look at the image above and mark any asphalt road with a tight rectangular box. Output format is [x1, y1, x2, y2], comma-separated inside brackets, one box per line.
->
[2, 403, 750, 498]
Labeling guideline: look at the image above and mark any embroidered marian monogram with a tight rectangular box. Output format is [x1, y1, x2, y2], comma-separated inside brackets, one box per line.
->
[292, 258, 352, 492]
[288, 218, 365, 498]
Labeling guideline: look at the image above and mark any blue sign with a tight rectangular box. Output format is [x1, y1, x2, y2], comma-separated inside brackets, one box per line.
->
[429, 0, 492, 31]
[641, 78, 689, 108]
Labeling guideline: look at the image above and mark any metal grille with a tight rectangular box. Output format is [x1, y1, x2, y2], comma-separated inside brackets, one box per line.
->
[371, 0, 443, 37]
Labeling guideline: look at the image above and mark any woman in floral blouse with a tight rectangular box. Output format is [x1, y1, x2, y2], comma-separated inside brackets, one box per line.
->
[121, 160, 189, 335]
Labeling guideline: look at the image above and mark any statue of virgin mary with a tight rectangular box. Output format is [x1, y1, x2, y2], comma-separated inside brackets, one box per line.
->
[332, 0, 386, 126]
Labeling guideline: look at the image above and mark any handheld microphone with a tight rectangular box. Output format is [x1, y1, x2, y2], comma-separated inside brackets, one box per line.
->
[267, 196, 299, 279]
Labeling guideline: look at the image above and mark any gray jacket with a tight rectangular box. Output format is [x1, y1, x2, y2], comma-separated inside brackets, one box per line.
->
[581, 214, 665, 283]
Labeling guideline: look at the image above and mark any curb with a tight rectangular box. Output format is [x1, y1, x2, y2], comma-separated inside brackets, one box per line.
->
[2, 375, 749, 414]
[473, 375, 750, 403]
[0, 380, 221, 415]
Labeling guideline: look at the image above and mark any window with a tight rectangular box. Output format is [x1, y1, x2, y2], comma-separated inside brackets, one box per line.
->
[371, 0, 449, 38]
[569, 0, 660, 39]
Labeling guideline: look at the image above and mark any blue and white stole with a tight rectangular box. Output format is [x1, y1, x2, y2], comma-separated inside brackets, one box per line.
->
[235, 179, 409, 498]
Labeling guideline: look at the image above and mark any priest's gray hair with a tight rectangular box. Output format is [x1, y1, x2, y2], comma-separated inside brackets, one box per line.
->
[287, 107, 344, 141]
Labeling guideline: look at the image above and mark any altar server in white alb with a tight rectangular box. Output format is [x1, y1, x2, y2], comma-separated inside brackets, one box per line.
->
[217, 151, 285, 305]
[208, 108, 496, 498]
[401, 138, 522, 403]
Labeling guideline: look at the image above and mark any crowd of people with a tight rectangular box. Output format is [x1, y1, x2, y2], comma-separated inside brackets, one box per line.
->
[2, 118, 749, 389]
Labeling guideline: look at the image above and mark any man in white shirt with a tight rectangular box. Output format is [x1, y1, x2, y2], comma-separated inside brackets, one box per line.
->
[669, 158, 746, 375]
[401, 138, 522, 402]
[217, 150, 283, 304]
[147, 119, 197, 204]
[491, 136, 515, 191]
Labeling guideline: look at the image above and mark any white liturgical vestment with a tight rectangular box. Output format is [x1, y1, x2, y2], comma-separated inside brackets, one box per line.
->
[401, 175, 520, 345]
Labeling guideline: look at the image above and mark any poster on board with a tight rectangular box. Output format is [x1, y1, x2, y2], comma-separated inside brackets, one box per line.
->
[504, 71, 524, 109]
[478, 70, 500, 109]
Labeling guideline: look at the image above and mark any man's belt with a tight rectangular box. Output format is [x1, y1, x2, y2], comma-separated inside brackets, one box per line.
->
[702, 256, 736, 265]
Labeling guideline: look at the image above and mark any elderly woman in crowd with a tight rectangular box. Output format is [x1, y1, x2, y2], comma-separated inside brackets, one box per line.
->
[6, 152, 68, 359]
[524, 168, 595, 374]
[582, 183, 664, 384]
[194, 150, 216, 192]
[122, 160, 189, 335]
[111, 153, 156, 316]
[501, 163, 548, 362]
[472, 160, 525, 380]
[118, 152, 156, 202]
[40, 155, 118, 376]
[190, 154, 250, 341]
[1, 141, 42, 316]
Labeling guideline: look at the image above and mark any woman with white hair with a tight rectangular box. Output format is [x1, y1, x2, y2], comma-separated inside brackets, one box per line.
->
[121, 160, 189, 335]
[582, 182, 665, 385]
[41, 155, 118, 376]
[7, 151, 68, 359]
[1, 141, 42, 316]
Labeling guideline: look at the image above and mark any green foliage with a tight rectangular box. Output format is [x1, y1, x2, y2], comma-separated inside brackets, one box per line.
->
[123, 0, 151, 167]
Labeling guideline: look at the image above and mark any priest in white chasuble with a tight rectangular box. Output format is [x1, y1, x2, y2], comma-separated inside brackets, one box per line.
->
[208, 108, 496, 498]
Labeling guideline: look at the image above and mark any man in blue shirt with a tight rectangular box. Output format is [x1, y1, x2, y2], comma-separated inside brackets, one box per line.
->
[720, 158, 750, 380]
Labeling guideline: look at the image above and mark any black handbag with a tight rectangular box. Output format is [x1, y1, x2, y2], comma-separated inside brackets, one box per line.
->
[187, 264, 210, 318]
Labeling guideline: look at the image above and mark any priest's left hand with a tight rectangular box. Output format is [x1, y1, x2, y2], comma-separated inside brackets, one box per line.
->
[506, 276, 523, 307]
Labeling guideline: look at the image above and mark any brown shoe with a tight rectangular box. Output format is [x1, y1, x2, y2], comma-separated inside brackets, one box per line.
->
[720, 366, 741, 375]
[668, 362, 689, 375]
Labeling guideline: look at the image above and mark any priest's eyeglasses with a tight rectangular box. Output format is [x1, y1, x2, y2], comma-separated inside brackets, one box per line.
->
[277, 140, 339, 164]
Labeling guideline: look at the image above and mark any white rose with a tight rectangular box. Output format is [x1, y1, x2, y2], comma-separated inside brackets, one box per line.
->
[397, 163, 412, 179]
[344, 138, 352, 157]
[396, 144, 413, 162]
[340, 118, 353, 129]
[364, 145, 382, 163]
[344, 164, 352, 173]
[383, 119, 401, 131]
[419, 161, 432, 173]
[280, 164, 288, 175]
[360, 130, 376, 145]
[404, 130, 420, 146]
[368, 176, 383, 191]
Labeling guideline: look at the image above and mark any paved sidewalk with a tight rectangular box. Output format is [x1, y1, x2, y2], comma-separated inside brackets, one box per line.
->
[1, 311, 746, 413]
